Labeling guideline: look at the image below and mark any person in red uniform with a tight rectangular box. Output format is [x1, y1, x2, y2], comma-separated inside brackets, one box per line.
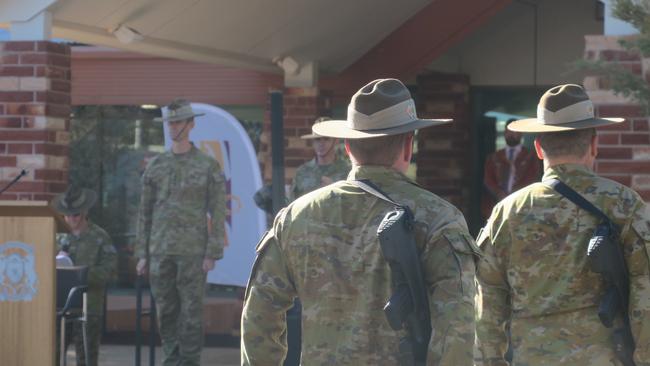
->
[481, 119, 542, 221]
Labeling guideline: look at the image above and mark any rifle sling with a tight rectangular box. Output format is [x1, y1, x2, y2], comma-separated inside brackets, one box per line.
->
[544, 178, 615, 228]
[351, 179, 403, 208]
[545, 178, 635, 365]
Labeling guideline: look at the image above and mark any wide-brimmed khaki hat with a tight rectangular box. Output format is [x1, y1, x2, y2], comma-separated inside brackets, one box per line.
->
[313, 79, 451, 139]
[508, 84, 624, 133]
[52, 185, 97, 216]
[153, 98, 205, 122]
[300, 117, 334, 139]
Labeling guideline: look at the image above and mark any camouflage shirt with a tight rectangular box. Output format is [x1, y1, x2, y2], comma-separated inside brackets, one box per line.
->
[242, 165, 479, 365]
[476, 164, 650, 366]
[135, 145, 226, 259]
[290, 153, 350, 200]
[57, 221, 117, 315]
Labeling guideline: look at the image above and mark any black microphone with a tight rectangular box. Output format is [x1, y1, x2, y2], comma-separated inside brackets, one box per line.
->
[0, 169, 28, 195]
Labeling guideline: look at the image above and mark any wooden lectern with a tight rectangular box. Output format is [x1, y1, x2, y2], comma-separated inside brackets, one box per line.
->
[0, 201, 68, 366]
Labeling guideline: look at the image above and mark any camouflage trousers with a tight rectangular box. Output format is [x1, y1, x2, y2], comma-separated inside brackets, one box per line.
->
[56, 296, 104, 366]
[56, 289, 104, 366]
[150, 255, 207, 366]
[72, 314, 102, 366]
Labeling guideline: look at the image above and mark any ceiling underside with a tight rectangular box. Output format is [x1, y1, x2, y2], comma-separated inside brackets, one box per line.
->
[39, 0, 432, 74]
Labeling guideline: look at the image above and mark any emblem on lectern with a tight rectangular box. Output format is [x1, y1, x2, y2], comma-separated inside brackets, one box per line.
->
[0, 242, 38, 302]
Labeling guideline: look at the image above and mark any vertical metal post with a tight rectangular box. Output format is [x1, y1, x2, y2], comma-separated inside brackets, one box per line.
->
[468, 90, 485, 236]
[270, 91, 286, 214]
[135, 276, 142, 366]
[149, 296, 156, 366]
[97, 107, 105, 223]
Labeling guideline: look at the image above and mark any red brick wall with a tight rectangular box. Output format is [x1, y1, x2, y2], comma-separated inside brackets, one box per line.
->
[70, 47, 283, 106]
[259, 78, 477, 218]
[259, 88, 331, 184]
[415, 73, 471, 213]
[0, 41, 70, 201]
[584, 36, 650, 201]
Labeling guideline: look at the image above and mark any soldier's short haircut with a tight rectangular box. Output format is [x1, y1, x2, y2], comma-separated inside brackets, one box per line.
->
[347, 132, 412, 166]
[537, 128, 596, 159]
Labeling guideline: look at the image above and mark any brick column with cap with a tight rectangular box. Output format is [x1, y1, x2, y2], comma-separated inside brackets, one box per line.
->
[584, 35, 650, 202]
[259, 87, 332, 185]
[0, 41, 70, 201]
[416, 73, 471, 213]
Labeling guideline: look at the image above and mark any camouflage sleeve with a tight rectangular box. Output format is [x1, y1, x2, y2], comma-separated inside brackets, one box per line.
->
[627, 201, 650, 365]
[241, 228, 297, 365]
[289, 177, 298, 202]
[135, 166, 154, 259]
[421, 228, 478, 365]
[289, 164, 307, 202]
[88, 232, 117, 289]
[206, 162, 226, 259]
[475, 218, 511, 366]
[56, 233, 68, 251]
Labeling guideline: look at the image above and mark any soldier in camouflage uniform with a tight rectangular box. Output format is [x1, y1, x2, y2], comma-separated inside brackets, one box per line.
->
[242, 79, 479, 365]
[53, 186, 117, 366]
[253, 118, 350, 218]
[290, 117, 351, 200]
[135, 99, 226, 366]
[475, 84, 650, 365]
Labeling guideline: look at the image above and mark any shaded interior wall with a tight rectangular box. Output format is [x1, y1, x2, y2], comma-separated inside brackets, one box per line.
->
[415, 72, 472, 215]
[427, 0, 603, 86]
[584, 36, 650, 201]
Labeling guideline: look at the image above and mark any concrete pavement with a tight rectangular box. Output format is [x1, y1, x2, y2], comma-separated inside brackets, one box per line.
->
[65, 344, 240, 366]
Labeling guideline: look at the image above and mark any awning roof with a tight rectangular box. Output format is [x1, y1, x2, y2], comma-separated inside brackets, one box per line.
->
[1, 0, 512, 82]
[3, 0, 435, 74]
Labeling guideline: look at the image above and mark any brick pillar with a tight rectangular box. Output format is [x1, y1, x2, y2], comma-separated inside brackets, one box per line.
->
[415, 73, 471, 213]
[259, 87, 331, 184]
[0, 41, 70, 201]
[584, 35, 650, 201]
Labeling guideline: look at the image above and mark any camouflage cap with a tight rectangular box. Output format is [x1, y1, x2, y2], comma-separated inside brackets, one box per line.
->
[52, 185, 97, 216]
[153, 98, 205, 123]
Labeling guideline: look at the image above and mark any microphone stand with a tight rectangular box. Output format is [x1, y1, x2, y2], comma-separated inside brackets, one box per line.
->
[0, 169, 27, 195]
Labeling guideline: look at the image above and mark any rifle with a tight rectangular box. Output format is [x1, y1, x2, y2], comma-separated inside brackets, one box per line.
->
[547, 179, 636, 366]
[353, 180, 431, 366]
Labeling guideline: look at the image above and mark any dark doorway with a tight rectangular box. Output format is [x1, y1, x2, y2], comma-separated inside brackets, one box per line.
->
[469, 87, 547, 235]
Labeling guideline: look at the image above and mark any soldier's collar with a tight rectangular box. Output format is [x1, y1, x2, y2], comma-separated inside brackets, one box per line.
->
[347, 165, 410, 183]
[70, 221, 93, 238]
[171, 143, 198, 157]
[543, 163, 594, 181]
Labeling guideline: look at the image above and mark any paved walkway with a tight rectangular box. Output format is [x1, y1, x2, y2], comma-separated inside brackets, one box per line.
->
[65, 344, 240, 365]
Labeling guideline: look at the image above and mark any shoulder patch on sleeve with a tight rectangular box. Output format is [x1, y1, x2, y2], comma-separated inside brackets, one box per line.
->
[444, 230, 482, 258]
[103, 243, 117, 254]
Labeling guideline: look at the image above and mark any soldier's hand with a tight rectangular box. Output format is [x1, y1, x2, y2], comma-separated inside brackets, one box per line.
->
[203, 257, 216, 273]
[321, 176, 333, 186]
[136, 258, 148, 276]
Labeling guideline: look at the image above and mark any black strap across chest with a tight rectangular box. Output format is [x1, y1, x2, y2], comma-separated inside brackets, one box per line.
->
[544, 178, 616, 230]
